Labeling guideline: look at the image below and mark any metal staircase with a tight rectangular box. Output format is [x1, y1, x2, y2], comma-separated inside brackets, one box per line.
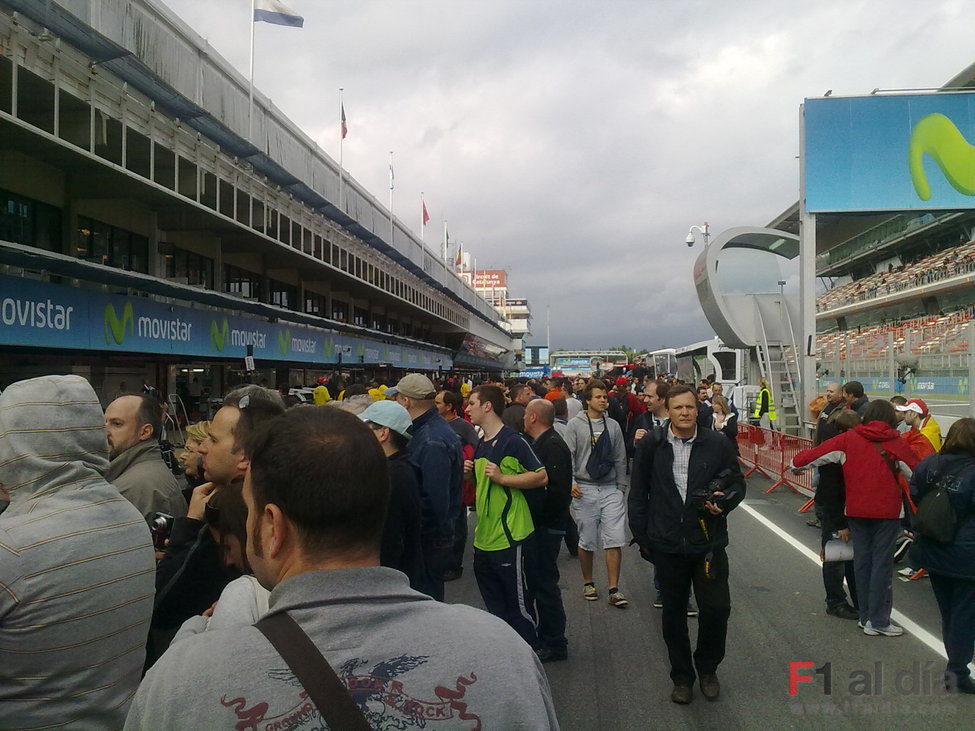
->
[755, 299, 802, 434]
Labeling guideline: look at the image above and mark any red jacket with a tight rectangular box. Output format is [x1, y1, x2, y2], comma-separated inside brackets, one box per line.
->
[793, 421, 919, 519]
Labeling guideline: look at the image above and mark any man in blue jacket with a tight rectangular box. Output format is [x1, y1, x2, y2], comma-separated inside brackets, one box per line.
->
[390, 373, 463, 601]
[628, 384, 746, 705]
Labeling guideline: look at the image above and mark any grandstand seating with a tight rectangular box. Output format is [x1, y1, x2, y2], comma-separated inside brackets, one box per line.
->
[817, 240, 975, 312]
[818, 309, 973, 360]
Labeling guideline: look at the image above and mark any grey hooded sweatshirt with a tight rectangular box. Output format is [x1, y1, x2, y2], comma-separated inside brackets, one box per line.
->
[563, 409, 627, 485]
[127, 567, 559, 730]
[0, 375, 156, 729]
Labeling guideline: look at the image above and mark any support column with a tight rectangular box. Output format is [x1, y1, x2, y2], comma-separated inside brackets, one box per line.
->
[798, 103, 817, 436]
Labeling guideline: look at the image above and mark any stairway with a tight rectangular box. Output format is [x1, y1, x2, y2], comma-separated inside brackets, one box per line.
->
[755, 301, 802, 434]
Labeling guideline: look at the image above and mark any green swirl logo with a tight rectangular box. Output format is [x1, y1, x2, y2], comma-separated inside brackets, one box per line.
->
[277, 329, 290, 356]
[210, 318, 230, 352]
[323, 336, 334, 359]
[104, 302, 134, 345]
[909, 113, 975, 201]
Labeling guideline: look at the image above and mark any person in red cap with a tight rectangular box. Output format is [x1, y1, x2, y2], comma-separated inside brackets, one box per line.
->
[895, 398, 942, 452]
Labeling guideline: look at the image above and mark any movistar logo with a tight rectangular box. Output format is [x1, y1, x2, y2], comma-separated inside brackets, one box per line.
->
[104, 302, 134, 345]
[323, 336, 334, 359]
[277, 329, 290, 356]
[909, 113, 975, 201]
[210, 318, 230, 352]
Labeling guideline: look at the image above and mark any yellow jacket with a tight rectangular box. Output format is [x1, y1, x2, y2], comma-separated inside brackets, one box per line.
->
[920, 415, 942, 452]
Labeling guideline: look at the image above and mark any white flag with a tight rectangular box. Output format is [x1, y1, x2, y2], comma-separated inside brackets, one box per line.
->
[254, 0, 304, 27]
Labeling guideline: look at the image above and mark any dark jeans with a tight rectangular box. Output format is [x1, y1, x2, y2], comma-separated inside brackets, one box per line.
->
[929, 572, 975, 680]
[848, 517, 899, 627]
[526, 529, 568, 651]
[816, 505, 858, 609]
[473, 538, 539, 649]
[654, 549, 731, 686]
[418, 543, 451, 602]
[447, 508, 468, 573]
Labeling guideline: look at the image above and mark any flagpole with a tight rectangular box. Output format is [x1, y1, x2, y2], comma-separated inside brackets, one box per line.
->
[338, 87, 344, 212]
[388, 151, 394, 243]
[442, 219, 448, 262]
[248, 0, 256, 143]
[420, 192, 425, 243]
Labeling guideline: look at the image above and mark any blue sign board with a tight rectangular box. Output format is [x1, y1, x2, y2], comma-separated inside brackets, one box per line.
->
[805, 92, 975, 213]
[0, 275, 450, 369]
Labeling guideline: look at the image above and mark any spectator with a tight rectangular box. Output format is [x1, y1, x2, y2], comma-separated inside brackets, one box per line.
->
[842, 381, 869, 417]
[564, 379, 629, 608]
[792, 400, 919, 637]
[389, 373, 463, 601]
[359, 400, 426, 590]
[149, 386, 284, 663]
[178, 420, 210, 501]
[710, 395, 738, 444]
[628, 383, 746, 704]
[1, 375, 155, 727]
[552, 396, 569, 438]
[104, 393, 186, 520]
[464, 385, 547, 647]
[523, 399, 573, 663]
[435, 389, 478, 582]
[909, 418, 975, 694]
[895, 398, 943, 452]
[126, 406, 558, 729]
[504, 383, 532, 433]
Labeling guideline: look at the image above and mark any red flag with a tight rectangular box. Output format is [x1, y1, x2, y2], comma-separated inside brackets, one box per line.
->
[340, 102, 347, 140]
[422, 200, 430, 226]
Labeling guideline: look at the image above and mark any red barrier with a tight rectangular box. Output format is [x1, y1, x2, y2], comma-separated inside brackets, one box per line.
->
[736, 424, 816, 512]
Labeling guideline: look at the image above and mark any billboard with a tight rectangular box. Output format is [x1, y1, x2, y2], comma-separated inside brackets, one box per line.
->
[804, 92, 975, 213]
[473, 269, 507, 289]
[0, 275, 449, 369]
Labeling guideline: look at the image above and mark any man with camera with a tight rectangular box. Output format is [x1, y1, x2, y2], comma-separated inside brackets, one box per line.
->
[628, 384, 746, 705]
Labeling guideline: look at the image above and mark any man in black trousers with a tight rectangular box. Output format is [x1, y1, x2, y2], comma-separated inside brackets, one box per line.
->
[628, 384, 745, 705]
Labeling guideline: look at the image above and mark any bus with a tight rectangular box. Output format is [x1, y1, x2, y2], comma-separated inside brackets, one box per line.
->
[550, 350, 628, 378]
[636, 348, 677, 378]
[674, 339, 748, 387]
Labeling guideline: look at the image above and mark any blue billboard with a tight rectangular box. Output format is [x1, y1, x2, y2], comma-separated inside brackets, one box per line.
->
[0, 275, 450, 370]
[804, 92, 975, 213]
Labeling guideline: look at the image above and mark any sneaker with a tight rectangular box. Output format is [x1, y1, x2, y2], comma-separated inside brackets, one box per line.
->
[946, 674, 975, 694]
[687, 599, 698, 618]
[652, 591, 663, 609]
[671, 684, 693, 704]
[893, 535, 913, 563]
[608, 591, 629, 608]
[583, 584, 598, 601]
[862, 621, 904, 637]
[535, 647, 568, 663]
[826, 604, 859, 620]
[699, 673, 720, 700]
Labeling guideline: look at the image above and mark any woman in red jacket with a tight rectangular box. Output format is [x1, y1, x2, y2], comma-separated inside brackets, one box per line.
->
[792, 400, 919, 637]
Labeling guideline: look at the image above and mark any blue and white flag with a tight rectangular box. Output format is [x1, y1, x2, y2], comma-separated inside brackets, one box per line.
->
[254, 0, 304, 27]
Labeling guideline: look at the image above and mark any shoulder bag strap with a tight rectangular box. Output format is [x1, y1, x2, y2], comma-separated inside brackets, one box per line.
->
[255, 612, 371, 731]
[869, 442, 916, 513]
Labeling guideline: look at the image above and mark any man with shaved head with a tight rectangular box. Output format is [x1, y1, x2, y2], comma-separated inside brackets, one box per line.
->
[524, 398, 573, 662]
[105, 393, 185, 520]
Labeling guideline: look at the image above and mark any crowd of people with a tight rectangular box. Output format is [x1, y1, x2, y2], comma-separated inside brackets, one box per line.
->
[1, 368, 972, 728]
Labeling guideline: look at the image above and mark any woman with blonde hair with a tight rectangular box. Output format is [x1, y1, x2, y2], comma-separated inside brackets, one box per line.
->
[179, 421, 210, 500]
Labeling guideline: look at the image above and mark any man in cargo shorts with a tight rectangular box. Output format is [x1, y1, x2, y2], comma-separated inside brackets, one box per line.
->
[563, 379, 629, 607]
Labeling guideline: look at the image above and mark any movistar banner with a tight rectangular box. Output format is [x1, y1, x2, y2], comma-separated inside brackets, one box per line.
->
[804, 92, 975, 213]
[0, 275, 449, 369]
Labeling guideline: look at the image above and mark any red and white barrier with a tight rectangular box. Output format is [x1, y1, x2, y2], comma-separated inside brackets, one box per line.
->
[736, 424, 816, 513]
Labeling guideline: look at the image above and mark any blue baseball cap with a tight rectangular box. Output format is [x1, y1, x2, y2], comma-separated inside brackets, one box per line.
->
[359, 400, 413, 439]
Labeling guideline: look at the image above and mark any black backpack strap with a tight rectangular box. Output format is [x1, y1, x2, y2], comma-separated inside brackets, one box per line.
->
[255, 612, 371, 731]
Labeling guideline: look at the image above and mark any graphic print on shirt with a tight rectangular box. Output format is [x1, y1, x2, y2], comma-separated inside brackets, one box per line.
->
[220, 655, 482, 730]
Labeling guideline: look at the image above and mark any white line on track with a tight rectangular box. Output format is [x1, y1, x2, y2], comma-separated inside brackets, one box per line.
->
[738, 501, 948, 661]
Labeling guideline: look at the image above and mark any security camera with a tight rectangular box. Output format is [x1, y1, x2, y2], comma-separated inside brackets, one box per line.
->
[685, 233, 695, 247]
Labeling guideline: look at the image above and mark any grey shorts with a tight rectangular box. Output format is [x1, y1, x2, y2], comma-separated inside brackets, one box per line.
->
[570, 482, 627, 551]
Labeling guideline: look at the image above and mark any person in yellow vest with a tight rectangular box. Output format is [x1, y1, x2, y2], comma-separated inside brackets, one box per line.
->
[894, 398, 942, 451]
[753, 378, 777, 430]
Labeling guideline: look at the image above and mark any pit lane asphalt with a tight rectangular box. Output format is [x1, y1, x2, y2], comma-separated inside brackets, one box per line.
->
[444, 472, 972, 729]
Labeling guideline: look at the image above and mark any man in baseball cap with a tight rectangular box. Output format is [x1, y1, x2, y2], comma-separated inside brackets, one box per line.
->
[389, 373, 463, 601]
[894, 398, 942, 451]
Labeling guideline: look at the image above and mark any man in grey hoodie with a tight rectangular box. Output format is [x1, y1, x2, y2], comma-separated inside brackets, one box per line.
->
[0, 375, 156, 728]
[127, 405, 558, 730]
[104, 393, 186, 520]
[563, 378, 629, 608]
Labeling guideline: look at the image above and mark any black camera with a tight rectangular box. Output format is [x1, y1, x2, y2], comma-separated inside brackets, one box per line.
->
[688, 479, 725, 512]
[149, 512, 174, 550]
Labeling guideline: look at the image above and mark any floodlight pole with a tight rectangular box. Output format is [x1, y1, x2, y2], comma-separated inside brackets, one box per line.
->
[798, 103, 818, 437]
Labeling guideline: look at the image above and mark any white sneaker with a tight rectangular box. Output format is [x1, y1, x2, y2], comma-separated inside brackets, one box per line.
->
[862, 621, 903, 637]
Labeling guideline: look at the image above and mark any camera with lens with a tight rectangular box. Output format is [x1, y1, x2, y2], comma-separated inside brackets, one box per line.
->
[149, 512, 174, 550]
[688, 478, 726, 512]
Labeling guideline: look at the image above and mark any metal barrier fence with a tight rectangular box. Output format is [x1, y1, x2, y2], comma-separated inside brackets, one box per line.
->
[736, 423, 816, 513]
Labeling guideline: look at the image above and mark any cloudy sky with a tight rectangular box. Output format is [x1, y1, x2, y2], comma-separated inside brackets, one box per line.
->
[162, 0, 973, 351]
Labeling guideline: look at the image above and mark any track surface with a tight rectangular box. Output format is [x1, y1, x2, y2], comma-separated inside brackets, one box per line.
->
[445, 472, 972, 729]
